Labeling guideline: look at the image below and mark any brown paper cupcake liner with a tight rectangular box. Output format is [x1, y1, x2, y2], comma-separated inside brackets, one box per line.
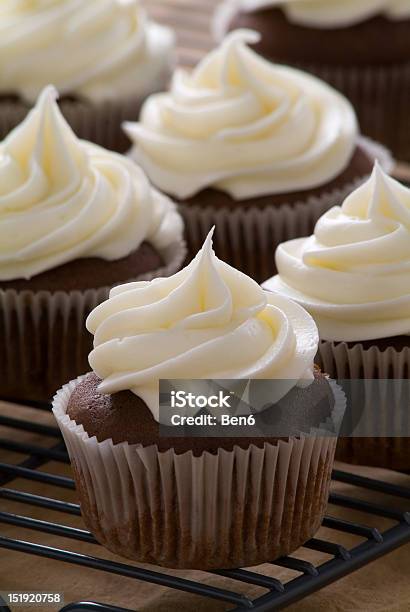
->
[0, 240, 186, 404]
[179, 137, 392, 283]
[0, 66, 171, 153]
[292, 62, 410, 163]
[317, 340, 410, 471]
[52, 377, 344, 570]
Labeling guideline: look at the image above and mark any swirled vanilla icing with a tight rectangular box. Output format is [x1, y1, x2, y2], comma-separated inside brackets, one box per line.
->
[264, 163, 410, 342]
[0, 86, 183, 281]
[87, 229, 319, 421]
[0, 0, 175, 103]
[124, 29, 357, 200]
[218, 1, 410, 29]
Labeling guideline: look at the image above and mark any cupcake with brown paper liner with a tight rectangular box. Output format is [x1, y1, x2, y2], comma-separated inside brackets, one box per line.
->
[123, 29, 393, 283]
[264, 163, 410, 470]
[52, 229, 345, 570]
[215, 1, 410, 161]
[0, 86, 186, 404]
[0, 0, 175, 152]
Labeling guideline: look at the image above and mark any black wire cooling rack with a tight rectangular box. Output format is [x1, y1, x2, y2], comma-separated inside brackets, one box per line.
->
[0, 400, 409, 612]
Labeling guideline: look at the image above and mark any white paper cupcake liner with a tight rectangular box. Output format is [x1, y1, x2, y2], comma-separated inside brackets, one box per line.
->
[179, 137, 393, 283]
[52, 376, 344, 570]
[0, 240, 186, 404]
[317, 340, 410, 470]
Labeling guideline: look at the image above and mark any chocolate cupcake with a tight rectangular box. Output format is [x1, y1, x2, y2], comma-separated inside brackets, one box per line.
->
[0, 86, 186, 403]
[264, 163, 410, 470]
[124, 30, 392, 283]
[53, 231, 344, 570]
[0, 0, 175, 152]
[215, 1, 410, 160]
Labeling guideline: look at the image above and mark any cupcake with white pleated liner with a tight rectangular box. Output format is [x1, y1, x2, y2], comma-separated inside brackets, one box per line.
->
[123, 29, 393, 283]
[53, 230, 345, 570]
[0, 0, 175, 152]
[0, 86, 185, 404]
[264, 163, 410, 470]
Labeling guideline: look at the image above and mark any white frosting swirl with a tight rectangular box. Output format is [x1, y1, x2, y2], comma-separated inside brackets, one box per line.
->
[220, 0, 410, 28]
[264, 164, 410, 342]
[124, 29, 357, 200]
[87, 230, 319, 421]
[0, 0, 175, 103]
[0, 86, 183, 281]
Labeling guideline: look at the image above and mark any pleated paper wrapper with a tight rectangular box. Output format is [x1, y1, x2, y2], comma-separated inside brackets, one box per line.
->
[0, 240, 186, 404]
[53, 377, 345, 570]
[318, 341, 410, 471]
